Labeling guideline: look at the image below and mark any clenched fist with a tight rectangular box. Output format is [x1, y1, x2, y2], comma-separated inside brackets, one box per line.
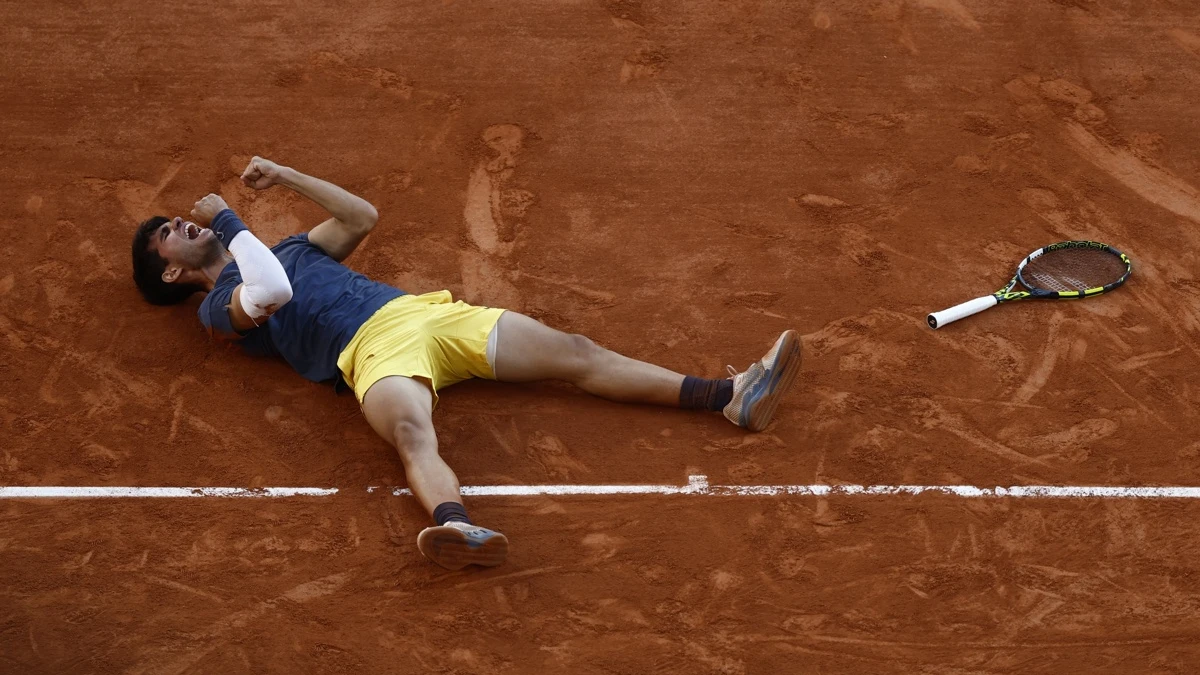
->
[241, 156, 288, 190]
[190, 193, 229, 225]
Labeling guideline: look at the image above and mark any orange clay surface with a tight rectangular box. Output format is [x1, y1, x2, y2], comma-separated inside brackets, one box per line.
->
[4, 1, 1200, 673]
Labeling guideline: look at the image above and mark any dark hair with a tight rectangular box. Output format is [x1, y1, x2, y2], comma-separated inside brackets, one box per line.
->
[131, 216, 201, 305]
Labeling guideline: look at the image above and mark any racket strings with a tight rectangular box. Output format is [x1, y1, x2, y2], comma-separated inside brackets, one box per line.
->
[1021, 248, 1127, 293]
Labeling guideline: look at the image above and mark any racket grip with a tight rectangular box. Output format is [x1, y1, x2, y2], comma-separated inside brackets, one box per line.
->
[927, 295, 998, 329]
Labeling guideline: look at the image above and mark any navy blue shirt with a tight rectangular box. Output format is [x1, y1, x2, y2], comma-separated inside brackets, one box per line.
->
[198, 222, 404, 386]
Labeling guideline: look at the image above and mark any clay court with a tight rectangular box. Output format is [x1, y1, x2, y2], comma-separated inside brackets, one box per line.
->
[4, 0, 1200, 672]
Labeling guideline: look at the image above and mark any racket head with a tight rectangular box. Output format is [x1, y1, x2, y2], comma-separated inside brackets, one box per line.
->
[1014, 241, 1132, 298]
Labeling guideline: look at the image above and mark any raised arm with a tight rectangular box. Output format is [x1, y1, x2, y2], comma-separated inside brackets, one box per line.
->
[191, 194, 293, 334]
[241, 156, 379, 262]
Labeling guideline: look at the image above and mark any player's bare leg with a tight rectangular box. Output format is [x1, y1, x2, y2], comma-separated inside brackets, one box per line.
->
[490, 311, 684, 405]
[491, 311, 802, 431]
[361, 375, 507, 570]
[362, 376, 456, 511]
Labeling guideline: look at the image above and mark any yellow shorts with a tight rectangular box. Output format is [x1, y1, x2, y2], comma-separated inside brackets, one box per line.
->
[336, 290, 505, 406]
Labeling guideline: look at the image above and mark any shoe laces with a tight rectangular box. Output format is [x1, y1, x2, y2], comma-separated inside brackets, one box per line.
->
[726, 364, 738, 378]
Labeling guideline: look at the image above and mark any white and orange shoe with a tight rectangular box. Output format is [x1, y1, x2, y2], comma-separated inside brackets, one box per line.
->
[723, 330, 803, 432]
[417, 521, 509, 570]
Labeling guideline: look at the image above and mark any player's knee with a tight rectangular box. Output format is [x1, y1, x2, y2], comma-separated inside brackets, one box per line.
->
[565, 333, 603, 375]
[389, 419, 437, 459]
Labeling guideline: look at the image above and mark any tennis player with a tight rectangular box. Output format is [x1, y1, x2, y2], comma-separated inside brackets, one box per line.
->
[130, 157, 803, 570]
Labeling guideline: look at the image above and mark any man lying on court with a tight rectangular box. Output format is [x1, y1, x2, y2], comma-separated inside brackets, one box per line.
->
[130, 157, 802, 570]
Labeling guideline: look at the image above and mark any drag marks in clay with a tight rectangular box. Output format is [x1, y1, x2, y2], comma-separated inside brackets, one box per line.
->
[1004, 73, 1200, 230]
[309, 51, 413, 99]
[461, 124, 538, 309]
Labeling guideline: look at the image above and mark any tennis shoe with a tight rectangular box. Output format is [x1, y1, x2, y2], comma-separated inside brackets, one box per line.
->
[417, 521, 509, 570]
[723, 330, 802, 432]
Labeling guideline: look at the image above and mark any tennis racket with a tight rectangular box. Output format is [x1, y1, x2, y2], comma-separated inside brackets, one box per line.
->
[927, 240, 1132, 329]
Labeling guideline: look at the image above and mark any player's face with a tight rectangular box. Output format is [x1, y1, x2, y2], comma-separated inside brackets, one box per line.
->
[151, 216, 222, 270]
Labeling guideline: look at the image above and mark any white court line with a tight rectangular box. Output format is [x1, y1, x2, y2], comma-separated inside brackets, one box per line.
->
[4, 476, 1200, 499]
[0, 487, 338, 498]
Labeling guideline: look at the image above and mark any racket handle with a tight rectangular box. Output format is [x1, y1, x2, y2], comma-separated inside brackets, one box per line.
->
[927, 295, 999, 329]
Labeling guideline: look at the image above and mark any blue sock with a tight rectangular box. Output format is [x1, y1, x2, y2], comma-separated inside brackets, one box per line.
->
[433, 502, 472, 526]
[679, 376, 734, 411]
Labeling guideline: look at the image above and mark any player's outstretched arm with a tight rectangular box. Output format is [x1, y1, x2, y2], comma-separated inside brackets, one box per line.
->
[240, 156, 378, 262]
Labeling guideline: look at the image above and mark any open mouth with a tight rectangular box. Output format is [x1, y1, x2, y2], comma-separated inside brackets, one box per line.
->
[177, 220, 202, 240]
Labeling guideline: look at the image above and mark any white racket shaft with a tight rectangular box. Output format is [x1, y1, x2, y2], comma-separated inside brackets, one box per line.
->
[927, 295, 999, 329]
